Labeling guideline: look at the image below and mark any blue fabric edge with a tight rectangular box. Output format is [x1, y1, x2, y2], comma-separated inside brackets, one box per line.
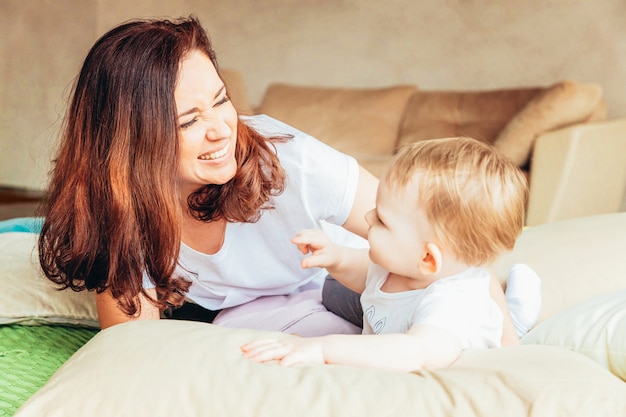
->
[0, 217, 44, 234]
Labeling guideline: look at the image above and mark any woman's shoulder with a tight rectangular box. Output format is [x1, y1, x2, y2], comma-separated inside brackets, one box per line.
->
[242, 114, 349, 164]
[240, 114, 306, 138]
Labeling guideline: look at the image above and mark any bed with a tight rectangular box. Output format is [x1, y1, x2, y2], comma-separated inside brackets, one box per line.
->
[1, 214, 626, 417]
[0, 325, 96, 415]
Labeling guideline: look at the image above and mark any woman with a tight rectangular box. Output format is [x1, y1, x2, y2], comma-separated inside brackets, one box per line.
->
[38, 16, 518, 343]
[38, 16, 374, 334]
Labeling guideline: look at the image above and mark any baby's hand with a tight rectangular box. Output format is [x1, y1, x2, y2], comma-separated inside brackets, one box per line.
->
[241, 337, 325, 367]
[291, 229, 338, 270]
[292, 229, 331, 255]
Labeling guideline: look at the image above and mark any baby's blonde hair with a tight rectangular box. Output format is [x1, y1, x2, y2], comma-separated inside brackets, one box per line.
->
[384, 137, 528, 266]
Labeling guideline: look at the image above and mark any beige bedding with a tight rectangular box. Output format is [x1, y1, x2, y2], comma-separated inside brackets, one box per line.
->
[14, 320, 626, 417]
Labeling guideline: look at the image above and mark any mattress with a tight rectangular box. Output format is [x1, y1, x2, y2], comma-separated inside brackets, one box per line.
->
[0, 325, 97, 415]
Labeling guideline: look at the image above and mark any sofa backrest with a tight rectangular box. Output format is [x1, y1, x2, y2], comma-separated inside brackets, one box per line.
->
[257, 83, 416, 157]
[398, 81, 606, 168]
[241, 72, 607, 177]
[397, 88, 544, 148]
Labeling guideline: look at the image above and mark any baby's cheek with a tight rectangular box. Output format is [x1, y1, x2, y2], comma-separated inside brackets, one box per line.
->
[368, 246, 384, 266]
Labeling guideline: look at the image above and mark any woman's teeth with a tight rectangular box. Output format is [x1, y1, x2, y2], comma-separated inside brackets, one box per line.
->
[199, 144, 228, 160]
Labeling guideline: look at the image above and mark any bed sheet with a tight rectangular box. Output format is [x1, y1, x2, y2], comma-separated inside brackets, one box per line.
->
[0, 325, 97, 416]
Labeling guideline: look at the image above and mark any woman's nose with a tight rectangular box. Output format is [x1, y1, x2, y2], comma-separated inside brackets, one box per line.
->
[365, 209, 375, 226]
[204, 116, 232, 140]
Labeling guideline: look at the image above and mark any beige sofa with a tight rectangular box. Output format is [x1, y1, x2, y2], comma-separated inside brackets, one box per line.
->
[7, 212, 626, 416]
[223, 70, 626, 226]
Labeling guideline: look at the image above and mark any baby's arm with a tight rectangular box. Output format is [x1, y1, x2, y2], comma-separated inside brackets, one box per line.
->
[292, 228, 369, 293]
[241, 325, 463, 372]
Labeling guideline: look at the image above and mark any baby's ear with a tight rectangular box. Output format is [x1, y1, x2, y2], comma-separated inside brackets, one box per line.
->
[419, 242, 442, 275]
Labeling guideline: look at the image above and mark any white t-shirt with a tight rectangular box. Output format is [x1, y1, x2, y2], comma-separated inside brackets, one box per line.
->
[149, 115, 363, 310]
[360, 263, 503, 349]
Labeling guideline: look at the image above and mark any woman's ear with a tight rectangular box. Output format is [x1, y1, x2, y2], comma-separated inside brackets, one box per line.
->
[419, 242, 442, 275]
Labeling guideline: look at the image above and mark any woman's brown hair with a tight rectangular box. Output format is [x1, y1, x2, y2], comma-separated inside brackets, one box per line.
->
[38, 16, 285, 316]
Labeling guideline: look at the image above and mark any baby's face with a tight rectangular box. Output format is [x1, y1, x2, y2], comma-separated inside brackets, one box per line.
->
[365, 175, 435, 279]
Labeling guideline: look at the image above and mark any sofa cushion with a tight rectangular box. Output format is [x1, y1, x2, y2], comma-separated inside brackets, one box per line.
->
[493, 81, 606, 166]
[257, 83, 416, 158]
[494, 212, 626, 324]
[15, 320, 626, 417]
[398, 88, 543, 151]
[523, 289, 626, 381]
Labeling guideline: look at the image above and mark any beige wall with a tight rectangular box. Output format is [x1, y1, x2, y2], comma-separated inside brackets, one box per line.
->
[2, 0, 625, 212]
[0, 0, 95, 190]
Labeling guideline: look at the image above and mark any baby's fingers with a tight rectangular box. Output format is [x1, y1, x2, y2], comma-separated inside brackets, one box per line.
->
[293, 242, 311, 255]
[240, 339, 277, 355]
[241, 339, 290, 363]
[292, 229, 328, 248]
[279, 351, 310, 367]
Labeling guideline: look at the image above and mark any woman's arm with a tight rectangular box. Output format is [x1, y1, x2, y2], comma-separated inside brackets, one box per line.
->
[342, 166, 379, 239]
[95, 288, 160, 329]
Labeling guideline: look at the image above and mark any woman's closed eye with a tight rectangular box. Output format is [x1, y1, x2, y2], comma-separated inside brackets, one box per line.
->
[180, 117, 198, 130]
[179, 93, 231, 130]
[214, 94, 231, 107]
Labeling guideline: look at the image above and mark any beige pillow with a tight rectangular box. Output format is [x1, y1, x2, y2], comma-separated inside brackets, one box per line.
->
[493, 81, 605, 166]
[397, 88, 542, 147]
[523, 289, 626, 381]
[16, 320, 626, 417]
[493, 212, 626, 324]
[0, 232, 99, 328]
[257, 83, 416, 156]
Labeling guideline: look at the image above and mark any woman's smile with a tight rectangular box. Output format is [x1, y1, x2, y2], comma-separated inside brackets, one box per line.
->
[198, 141, 231, 161]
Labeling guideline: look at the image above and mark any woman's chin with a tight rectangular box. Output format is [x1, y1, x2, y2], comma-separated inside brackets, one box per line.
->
[208, 167, 238, 185]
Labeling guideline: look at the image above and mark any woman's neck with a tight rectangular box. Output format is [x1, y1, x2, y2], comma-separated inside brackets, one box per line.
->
[181, 214, 227, 255]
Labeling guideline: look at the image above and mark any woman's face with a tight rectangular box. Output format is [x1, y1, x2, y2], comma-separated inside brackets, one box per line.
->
[175, 50, 238, 196]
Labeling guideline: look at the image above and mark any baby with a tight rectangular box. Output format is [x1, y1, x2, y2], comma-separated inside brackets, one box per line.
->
[242, 137, 541, 371]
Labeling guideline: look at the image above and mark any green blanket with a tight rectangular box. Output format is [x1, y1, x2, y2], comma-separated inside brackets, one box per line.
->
[0, 325, 97, 416]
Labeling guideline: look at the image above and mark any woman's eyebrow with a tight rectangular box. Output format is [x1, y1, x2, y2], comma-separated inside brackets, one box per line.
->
[178, 107, 199, 119]
[177, 85, 226, 118]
